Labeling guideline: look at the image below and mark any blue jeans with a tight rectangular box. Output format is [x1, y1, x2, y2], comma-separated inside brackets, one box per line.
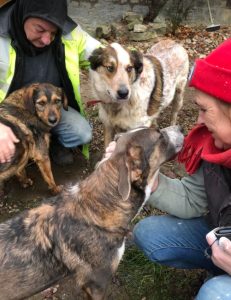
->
[196, 275, 231, 300]
[133, 215, 228, 298]
[133, 215, 223, 273]
[51, 106, 92, 148]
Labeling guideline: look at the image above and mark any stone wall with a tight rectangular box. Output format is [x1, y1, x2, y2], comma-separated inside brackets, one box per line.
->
[68, 0, 230, 32]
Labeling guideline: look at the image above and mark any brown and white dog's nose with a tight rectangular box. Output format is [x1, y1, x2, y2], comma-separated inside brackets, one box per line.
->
[117, 85, 129, 100]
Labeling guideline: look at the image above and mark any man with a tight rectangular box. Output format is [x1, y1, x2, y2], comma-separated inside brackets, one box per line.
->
[0, 0, 100, 165]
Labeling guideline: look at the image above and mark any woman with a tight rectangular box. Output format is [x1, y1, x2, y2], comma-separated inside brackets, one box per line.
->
[106, 38, 231, 299]
[133, 38, 231, 299]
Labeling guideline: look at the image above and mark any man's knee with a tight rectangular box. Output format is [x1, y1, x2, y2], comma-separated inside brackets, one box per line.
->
[79, 126, 92, 145]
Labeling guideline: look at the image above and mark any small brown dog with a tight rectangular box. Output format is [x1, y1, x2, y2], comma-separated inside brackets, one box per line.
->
[0, 83, 68, 195]
[0, 125, 184, 300]
[89, 39, 189, 147]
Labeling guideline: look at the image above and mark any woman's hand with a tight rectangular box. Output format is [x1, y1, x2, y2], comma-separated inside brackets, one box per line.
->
[206, 229, 231, 275]
[0, 123, 19, 163]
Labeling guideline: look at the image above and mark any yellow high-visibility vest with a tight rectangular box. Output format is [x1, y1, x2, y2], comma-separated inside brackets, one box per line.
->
[0, 26, 100, 158]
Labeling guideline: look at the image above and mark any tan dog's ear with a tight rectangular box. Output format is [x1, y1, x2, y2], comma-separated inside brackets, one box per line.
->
[23, 83, 40, 114]
[61, 89, 68, 111]
[118, 145, 147, 201]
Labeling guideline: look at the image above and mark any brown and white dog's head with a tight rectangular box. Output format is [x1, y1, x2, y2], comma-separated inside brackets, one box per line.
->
[89, 43, 143, 103]
[108, 125, 184, 203]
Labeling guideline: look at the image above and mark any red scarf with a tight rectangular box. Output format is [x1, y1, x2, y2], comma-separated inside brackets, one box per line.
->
[177, 124, 231, 174]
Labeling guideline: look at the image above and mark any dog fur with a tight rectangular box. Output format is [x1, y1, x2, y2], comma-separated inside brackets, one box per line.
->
[0, 83, 68, 195]
[89, 39, 189, 147]
[0, 125, 184, 300]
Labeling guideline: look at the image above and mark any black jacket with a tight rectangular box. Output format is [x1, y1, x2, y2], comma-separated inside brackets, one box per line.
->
[203, 161, 231, 227]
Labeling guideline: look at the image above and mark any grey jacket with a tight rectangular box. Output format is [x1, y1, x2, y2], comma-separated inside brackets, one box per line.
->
[148, 162, 208, 218]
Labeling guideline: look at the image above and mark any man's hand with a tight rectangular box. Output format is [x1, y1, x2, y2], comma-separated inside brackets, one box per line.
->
[0, 123, 19, 163]
[206, 229, 231, 275]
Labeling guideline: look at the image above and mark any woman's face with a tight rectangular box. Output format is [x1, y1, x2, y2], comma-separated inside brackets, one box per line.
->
[195, 90, 231, 150]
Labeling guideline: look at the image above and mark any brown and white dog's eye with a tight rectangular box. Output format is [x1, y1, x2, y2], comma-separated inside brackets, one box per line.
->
[126, 66, 133, 73]
[106, 65, 114, 73]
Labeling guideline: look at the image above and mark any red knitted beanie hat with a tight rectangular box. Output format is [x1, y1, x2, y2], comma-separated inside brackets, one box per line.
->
[189, 38, 231, 103]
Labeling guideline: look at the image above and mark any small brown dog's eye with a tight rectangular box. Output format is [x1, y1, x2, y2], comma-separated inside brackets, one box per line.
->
[126, 66, 133, 73]
[37, 101, 46, 107]
[106, 66, 114, 73]
[55, 98, 62, 105]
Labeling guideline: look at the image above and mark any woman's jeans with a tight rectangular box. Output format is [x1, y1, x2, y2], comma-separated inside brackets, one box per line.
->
[133, 215, 230, 299]
[51, 106, 92, 148]
[196, 275, 231, 300]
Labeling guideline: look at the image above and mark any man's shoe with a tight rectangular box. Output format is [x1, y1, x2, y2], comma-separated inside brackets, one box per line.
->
[50, 140, 74, 166]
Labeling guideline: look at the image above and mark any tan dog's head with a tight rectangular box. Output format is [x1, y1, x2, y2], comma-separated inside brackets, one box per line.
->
[110, 126, 184, 202]
[23, 83, 68, 127]
[89, 43, 143, 103]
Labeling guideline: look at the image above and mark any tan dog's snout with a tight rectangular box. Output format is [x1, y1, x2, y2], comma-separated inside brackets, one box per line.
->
[160, 125, 184, 154]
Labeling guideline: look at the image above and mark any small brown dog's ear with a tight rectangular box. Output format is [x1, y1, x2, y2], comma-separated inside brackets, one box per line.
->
[23, 83, 40, 114]
[61, 89, 68, 111]
[118, 159, 131, 201]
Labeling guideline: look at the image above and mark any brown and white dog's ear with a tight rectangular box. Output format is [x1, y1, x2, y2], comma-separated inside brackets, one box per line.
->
[23, 83, 40, 114]
[89, 47, 105, 70]
[129, 49, 143, 79]
[118, 145, 147, 201]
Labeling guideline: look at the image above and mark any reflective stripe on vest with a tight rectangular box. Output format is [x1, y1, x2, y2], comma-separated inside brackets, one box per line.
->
[62, 29, 91, 159]
[0, 29, 91, 158]
[0, 37, 16, 102]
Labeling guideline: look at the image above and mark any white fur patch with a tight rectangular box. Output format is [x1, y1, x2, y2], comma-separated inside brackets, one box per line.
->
[67, 184, 80, 195]
[117, 239, 125, 263]
[161, 126, 184, 152]
[145, 169, 160, 201]
[111, 43, 130, 65]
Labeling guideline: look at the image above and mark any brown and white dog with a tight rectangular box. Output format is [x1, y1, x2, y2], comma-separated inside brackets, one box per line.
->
[89, 39, 189, 147]
[0, 125, 183, 300]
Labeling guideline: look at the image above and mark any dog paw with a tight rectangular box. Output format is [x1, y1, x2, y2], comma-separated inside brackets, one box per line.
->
[21, 178, 33, 188]
[51, 185, 63, 195]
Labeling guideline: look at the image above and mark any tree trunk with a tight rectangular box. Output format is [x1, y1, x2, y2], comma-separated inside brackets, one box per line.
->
[145, 0, 169, 22]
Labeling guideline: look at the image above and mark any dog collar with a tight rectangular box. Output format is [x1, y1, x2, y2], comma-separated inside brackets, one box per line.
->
[86, 100, 102, 107]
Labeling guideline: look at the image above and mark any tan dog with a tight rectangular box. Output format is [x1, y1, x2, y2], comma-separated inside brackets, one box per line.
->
[0, 83, 68, 195]
[89, 39, 189, 147]
[0, 126, 184, 300]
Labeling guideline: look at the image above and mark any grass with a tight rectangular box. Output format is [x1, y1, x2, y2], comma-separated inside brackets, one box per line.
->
[109, 243, 205, 300]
